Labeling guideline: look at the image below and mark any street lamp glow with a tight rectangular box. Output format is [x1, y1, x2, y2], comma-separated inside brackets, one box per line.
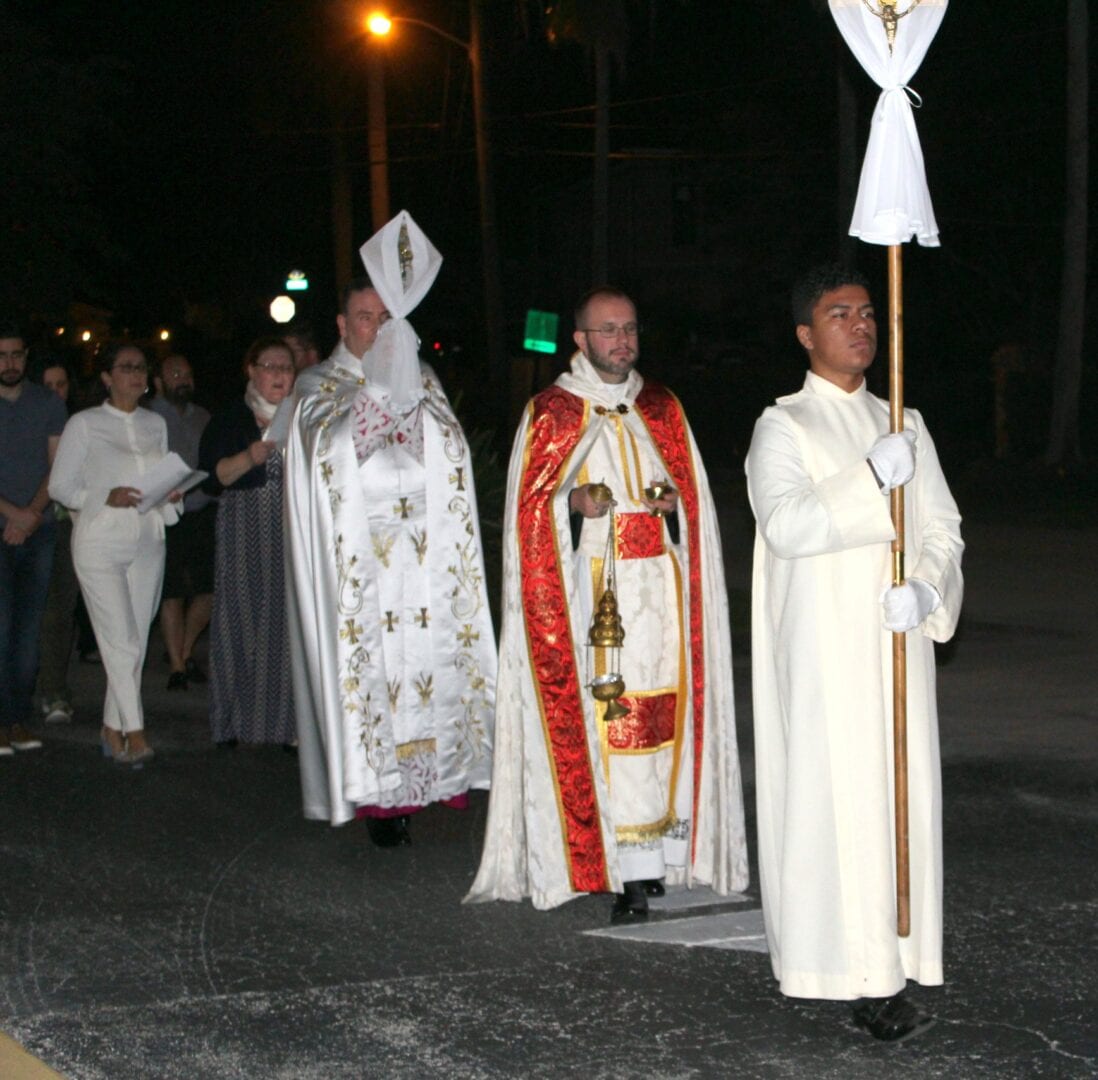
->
[270, 295, 296, 324]
[80, 330, 91, 342]
[366, 12, 391, 36]
[159, 329, 171, 342]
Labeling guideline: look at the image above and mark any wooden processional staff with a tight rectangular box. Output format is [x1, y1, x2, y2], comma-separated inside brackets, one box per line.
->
[887, 243, 909, 936]
[830, 0, 949, 937]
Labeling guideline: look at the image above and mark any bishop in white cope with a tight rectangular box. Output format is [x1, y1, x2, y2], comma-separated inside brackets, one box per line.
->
[284, 214, 496, 841]
[746, 263, 962, 1039]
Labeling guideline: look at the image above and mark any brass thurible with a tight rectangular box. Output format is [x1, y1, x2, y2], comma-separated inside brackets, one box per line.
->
[585, 483, 629, 721]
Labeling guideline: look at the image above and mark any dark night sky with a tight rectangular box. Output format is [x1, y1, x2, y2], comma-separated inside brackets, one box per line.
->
[5, 1, 1091, 459]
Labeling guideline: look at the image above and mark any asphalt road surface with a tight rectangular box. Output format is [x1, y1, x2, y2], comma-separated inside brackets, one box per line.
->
[1, 517, 1094, 1079]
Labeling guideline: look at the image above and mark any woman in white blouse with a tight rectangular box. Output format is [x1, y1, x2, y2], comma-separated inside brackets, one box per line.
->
[49, 343, 180, 764]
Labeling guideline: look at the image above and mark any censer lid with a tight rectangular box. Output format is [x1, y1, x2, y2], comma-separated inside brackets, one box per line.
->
[588, 587, 625, 648]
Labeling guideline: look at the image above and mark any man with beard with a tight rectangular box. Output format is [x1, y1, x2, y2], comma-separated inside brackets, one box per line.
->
[467, 287, 748, 921]
[149, 354, 214, 689]
[0, 322, 66, 755]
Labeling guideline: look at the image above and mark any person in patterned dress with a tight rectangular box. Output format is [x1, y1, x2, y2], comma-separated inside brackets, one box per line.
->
[198, 337, 296, 746]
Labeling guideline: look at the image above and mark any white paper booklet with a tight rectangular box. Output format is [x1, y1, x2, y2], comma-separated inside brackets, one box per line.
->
[130, 452, 207, 514]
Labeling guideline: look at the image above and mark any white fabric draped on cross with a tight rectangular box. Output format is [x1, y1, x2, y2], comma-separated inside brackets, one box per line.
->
[829, 0, 948, 247]
[359, 210, 444, 410]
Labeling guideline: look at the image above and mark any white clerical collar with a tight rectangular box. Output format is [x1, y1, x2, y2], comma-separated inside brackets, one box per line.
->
[804, 370, 867, 399]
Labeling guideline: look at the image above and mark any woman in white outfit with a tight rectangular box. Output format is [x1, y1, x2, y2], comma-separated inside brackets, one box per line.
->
[49, 343, 180, 764]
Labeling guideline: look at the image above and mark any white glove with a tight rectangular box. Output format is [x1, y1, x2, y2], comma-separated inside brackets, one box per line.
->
[881, 578, 941, 632]
[866, 430, 917, 492]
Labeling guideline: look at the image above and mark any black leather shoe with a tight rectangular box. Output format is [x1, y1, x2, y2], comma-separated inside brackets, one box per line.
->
[184, 657, 208, 684]
[610, 880, 649, 924]
[167, 671, 188, 691]
[642, 879, 665, 897]
[365, 815, 412, 848]
[852, 993, 936, 1042]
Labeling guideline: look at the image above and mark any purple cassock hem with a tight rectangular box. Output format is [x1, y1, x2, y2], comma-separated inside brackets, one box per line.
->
[354, 792, 470, 820]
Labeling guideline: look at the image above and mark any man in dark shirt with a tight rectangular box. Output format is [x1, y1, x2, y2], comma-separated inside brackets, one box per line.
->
[0, 322, 67, 755]
[149, 354, 214, 689]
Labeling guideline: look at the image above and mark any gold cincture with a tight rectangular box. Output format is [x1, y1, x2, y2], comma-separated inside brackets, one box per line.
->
[861, 0, 923, 54]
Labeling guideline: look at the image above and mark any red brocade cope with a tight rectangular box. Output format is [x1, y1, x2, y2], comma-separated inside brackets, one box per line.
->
[634, 383, 705, 858]
[615, 512, 664, 560]
[608, 692, 677, 750]
[518, 387, 608, 893]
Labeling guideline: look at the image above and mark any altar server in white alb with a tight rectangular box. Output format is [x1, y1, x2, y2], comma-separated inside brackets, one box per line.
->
[745, 263, 963, 1042]
[285, 212, 496, 846]
[467, 287, 748, 922]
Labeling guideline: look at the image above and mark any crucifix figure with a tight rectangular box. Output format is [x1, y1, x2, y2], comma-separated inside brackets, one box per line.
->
[861, 0, 922, 53]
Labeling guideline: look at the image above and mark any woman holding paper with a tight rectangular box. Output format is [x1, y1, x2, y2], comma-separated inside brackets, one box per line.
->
[49, 342, 181, 764]
[198, 337, 295, 747]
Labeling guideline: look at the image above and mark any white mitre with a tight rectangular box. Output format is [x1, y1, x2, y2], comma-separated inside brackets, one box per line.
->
[359, 210, 443, 411]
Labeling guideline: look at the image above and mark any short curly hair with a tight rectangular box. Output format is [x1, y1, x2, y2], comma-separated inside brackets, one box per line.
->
[791, 263, 871, 327]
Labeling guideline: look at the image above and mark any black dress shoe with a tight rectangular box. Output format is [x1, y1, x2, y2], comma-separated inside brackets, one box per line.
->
[610, 880, 649, 924]
[852, 993, 936, 1042]
[184, 657, 208, 684]
[365, 815, 412, 848]
[167, 671, 188, 691]
[642, 879, 665, 897]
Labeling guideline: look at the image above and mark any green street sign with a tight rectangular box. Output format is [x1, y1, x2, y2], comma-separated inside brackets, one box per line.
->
[523, 309, 558, 355]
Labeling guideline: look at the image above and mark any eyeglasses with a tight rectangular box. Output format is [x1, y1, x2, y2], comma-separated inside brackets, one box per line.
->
[112, 362, 148, 374]
[255, 361, 294, 374]
[580, 324, 641, 339]
[0, 349, 27, 361]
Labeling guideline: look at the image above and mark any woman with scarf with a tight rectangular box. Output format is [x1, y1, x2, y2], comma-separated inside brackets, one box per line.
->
[198, 337, 295, 747]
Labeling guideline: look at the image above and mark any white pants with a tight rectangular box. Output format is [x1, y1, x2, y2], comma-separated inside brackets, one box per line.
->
[73, 510, 165, 734]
